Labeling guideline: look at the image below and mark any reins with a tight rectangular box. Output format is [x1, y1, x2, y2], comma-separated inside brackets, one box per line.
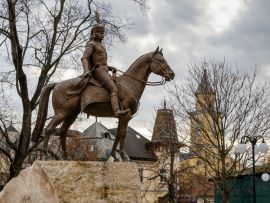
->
[115, 68, 166, 86]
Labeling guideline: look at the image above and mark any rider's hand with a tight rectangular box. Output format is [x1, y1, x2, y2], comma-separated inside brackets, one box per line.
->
[110, 66, 117, 73]
[83, 71, 90, 77]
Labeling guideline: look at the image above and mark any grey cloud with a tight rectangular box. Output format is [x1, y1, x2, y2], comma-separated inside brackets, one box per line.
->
[208, 0, 270, 66]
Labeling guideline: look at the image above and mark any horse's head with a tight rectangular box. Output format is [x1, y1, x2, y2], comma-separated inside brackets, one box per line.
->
[150, 47, 175, 81]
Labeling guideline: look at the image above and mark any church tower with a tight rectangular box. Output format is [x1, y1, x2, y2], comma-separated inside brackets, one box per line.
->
[195, 69, 215, 112]
[190, 69, 216, 149]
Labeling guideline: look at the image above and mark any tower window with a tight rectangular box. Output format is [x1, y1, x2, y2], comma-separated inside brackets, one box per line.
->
[103, 132, 110, 139]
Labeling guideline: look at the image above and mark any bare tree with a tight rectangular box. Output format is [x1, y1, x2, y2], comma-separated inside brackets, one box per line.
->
[177, 159, 213, 203]
[0, 0, 146, 180]
[66, 134, 98, 161]
[140, 146, 202, 203]
[139, 150, 179, 203]
[0, 94, 18, 188]
[168, 60, 270, 203]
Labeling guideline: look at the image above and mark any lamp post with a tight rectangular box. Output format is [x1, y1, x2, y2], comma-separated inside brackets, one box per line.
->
[236, 136, 269, 203]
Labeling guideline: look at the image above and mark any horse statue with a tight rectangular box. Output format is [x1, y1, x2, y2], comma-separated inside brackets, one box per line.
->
[32, 47, 175, 161]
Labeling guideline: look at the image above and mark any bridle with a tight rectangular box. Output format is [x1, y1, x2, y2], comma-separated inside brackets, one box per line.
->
[116, 55, 167, 86]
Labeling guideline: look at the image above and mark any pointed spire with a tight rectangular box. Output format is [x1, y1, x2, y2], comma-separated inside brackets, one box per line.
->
[195, 69, 214, 94]
[95, 11, 101, 24]
[6, 125, 18, 133]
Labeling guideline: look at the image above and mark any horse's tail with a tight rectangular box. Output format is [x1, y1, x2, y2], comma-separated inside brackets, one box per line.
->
[31, 83, 57, 142]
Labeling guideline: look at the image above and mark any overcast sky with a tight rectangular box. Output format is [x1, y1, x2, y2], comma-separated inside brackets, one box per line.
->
[81, 0, 269, 138]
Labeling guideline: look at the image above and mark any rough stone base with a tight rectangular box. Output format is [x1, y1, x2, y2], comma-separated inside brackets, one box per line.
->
[0, 161, 141, 203]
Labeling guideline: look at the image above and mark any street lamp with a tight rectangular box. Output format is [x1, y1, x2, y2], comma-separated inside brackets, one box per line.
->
[261, 173, 270, 182]
[236, 136, 269, 203]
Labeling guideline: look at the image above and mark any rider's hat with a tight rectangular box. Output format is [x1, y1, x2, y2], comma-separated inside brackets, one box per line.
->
[91, 11, 105, 34]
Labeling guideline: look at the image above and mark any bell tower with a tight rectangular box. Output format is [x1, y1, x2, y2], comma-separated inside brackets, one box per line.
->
[190, 69, 216, 149]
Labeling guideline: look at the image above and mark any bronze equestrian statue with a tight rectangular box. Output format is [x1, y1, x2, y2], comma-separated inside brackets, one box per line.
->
[32, 22, 175, 161]
[81, 22, 129, 118]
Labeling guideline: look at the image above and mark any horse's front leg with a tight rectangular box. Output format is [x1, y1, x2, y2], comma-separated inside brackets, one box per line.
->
[110, 122, 120, 162]
[118, 112, 131, 161]
[109, 112, 131, 162]
[110, 117, 125, 161]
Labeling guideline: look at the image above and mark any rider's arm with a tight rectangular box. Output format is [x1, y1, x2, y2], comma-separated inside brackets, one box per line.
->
[81, 41, 95, 73]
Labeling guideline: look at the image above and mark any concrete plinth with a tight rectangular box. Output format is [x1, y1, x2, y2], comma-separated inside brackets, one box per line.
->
[0, 161, 141, 203]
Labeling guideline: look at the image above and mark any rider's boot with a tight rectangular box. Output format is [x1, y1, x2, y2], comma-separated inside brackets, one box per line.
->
[111, 93, 129, 117]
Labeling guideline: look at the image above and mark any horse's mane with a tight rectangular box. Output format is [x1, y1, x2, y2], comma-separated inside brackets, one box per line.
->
[126, 52, 152, 72]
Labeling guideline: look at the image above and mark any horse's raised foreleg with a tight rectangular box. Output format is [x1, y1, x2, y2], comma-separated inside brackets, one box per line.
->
[59, 112, 79, 160]
[43, 112, 69, 153]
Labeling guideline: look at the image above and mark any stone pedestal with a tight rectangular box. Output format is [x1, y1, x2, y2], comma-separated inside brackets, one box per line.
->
[0, 161, 141, 203]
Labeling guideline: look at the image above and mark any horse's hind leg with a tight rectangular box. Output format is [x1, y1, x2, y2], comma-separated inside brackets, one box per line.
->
[59, 112, 79, 160]
[43, 112, 68, 151]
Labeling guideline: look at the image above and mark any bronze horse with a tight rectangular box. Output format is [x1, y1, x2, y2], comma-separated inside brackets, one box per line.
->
[32, 47, 174, 161]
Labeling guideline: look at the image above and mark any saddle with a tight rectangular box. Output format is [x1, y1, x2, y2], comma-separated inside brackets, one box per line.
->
[64, 75, 113, 112]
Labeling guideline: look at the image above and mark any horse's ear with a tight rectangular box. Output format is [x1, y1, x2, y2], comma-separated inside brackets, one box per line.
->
[159, 48, 163, 55]
[154, 46, 159, 55]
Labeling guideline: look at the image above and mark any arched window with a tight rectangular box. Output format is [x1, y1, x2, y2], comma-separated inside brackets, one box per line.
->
[103, 132, 110, 139]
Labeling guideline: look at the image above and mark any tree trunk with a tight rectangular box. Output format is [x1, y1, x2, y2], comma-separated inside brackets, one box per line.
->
[221, 190, 229, 203]
[8, 164, 15, 181]
[10, 104, 32, 178]
[169, 150, 176, 203]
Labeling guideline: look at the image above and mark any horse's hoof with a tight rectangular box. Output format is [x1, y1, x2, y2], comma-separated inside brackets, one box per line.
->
[42, 149, 49, 160]
[122, 157, 129, 162]
[108, 154, 120, 162]
[120, 153, 130, 162]
[106, 156, 114, 162]
[114, 157, 120, 162]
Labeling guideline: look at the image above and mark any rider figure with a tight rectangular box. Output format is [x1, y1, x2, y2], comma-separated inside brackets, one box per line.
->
[81, 23, 129, 118]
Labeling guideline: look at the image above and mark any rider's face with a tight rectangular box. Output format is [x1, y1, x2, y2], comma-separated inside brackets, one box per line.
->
[96, 30, 105, 40]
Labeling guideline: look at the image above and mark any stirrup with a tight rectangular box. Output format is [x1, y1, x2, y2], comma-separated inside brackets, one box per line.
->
[114, 109, 130, 118]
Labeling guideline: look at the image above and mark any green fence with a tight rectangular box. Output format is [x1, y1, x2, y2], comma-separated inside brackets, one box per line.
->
[215, 175, 270, 203]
